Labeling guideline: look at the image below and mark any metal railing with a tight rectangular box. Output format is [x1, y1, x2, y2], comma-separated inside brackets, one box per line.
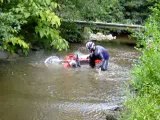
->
[62, 20, 144, 30]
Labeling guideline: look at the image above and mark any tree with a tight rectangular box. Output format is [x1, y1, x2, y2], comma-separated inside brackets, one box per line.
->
[121, 0, 158, 24]
[0, 0, 68, 54]
[55, 0, 124, 23]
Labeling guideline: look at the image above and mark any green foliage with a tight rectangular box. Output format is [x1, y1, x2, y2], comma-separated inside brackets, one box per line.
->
[123, 95, 160, 120]
[82, 27, 92, 41]
[0, 0, 158, 54]
[122, 3, 160, 120]
[55, 0, 157, 24]
[55, 0, 82, 20]
[0, 0, 68, 54]
[60, 21, 83, 43]
[122, 0, 147, 24]
[56, 0, 124, 22]
[2, 37, 29, 55]
[0, 11, 29, 54]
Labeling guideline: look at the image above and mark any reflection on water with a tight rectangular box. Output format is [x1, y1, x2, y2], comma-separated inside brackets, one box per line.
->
[0, 43, 139, 120]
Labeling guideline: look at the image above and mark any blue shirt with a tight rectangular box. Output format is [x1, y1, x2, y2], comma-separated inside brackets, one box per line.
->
[92, 45, 109, 60]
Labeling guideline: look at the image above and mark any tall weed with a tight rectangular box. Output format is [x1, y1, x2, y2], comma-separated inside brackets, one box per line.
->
[122, 3, 160, 120]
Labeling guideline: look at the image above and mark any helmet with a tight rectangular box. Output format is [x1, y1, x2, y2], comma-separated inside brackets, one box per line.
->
[86, 41, 95, 51]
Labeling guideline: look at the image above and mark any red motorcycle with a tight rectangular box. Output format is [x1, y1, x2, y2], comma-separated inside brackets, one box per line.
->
[44, 53, 101, 68]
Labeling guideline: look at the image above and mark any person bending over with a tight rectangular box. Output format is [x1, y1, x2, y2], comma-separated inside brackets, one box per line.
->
[86, 41, 109, 71]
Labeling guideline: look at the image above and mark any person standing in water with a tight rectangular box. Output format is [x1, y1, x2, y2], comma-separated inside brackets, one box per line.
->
[86, 41, 109, 71]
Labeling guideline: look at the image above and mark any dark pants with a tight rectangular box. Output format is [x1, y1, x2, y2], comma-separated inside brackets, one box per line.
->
[89, 54, 108, 71]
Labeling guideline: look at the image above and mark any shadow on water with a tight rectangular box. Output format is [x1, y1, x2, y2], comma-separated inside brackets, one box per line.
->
[0, 43, 139, 120]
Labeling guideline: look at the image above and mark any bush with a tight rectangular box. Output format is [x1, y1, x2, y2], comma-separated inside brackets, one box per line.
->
[122, 3, 160, 120]
[60, 21, 84, 43]
[0, 0, 68, 54]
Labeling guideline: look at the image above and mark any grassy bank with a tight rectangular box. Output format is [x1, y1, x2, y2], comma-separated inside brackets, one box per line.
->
[121, 3, 160, 120]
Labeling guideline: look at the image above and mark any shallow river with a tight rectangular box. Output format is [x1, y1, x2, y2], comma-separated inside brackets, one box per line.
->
[0, 43, 138, 120]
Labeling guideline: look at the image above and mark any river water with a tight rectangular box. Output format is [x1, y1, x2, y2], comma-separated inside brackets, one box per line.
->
[0, 43, 138, 120]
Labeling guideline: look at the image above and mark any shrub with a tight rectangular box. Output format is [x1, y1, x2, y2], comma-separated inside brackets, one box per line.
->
[0, 0, 68, 54]
[122, 3, 160, 120]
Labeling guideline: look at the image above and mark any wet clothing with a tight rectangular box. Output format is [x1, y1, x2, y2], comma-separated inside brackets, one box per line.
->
[89, 45, 109, 71]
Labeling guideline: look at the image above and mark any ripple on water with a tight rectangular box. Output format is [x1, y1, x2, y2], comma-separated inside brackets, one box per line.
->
[37, 101, 121, 120]
[0, 44, 138, 120]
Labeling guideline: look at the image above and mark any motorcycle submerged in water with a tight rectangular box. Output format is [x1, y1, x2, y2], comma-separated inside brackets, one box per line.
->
[44, 52, 101, 68]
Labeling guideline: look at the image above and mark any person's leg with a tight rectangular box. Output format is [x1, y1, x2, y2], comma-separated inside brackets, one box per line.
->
[89, 55, 96, 68]
[101, 60, 108, 71]
[76, 54, 81, 67]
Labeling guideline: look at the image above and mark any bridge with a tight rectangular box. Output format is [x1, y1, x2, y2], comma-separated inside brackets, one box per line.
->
[62, 20, 144, 31]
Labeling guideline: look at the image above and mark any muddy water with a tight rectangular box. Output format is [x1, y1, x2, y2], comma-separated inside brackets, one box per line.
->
[0, 43, 139, 120]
